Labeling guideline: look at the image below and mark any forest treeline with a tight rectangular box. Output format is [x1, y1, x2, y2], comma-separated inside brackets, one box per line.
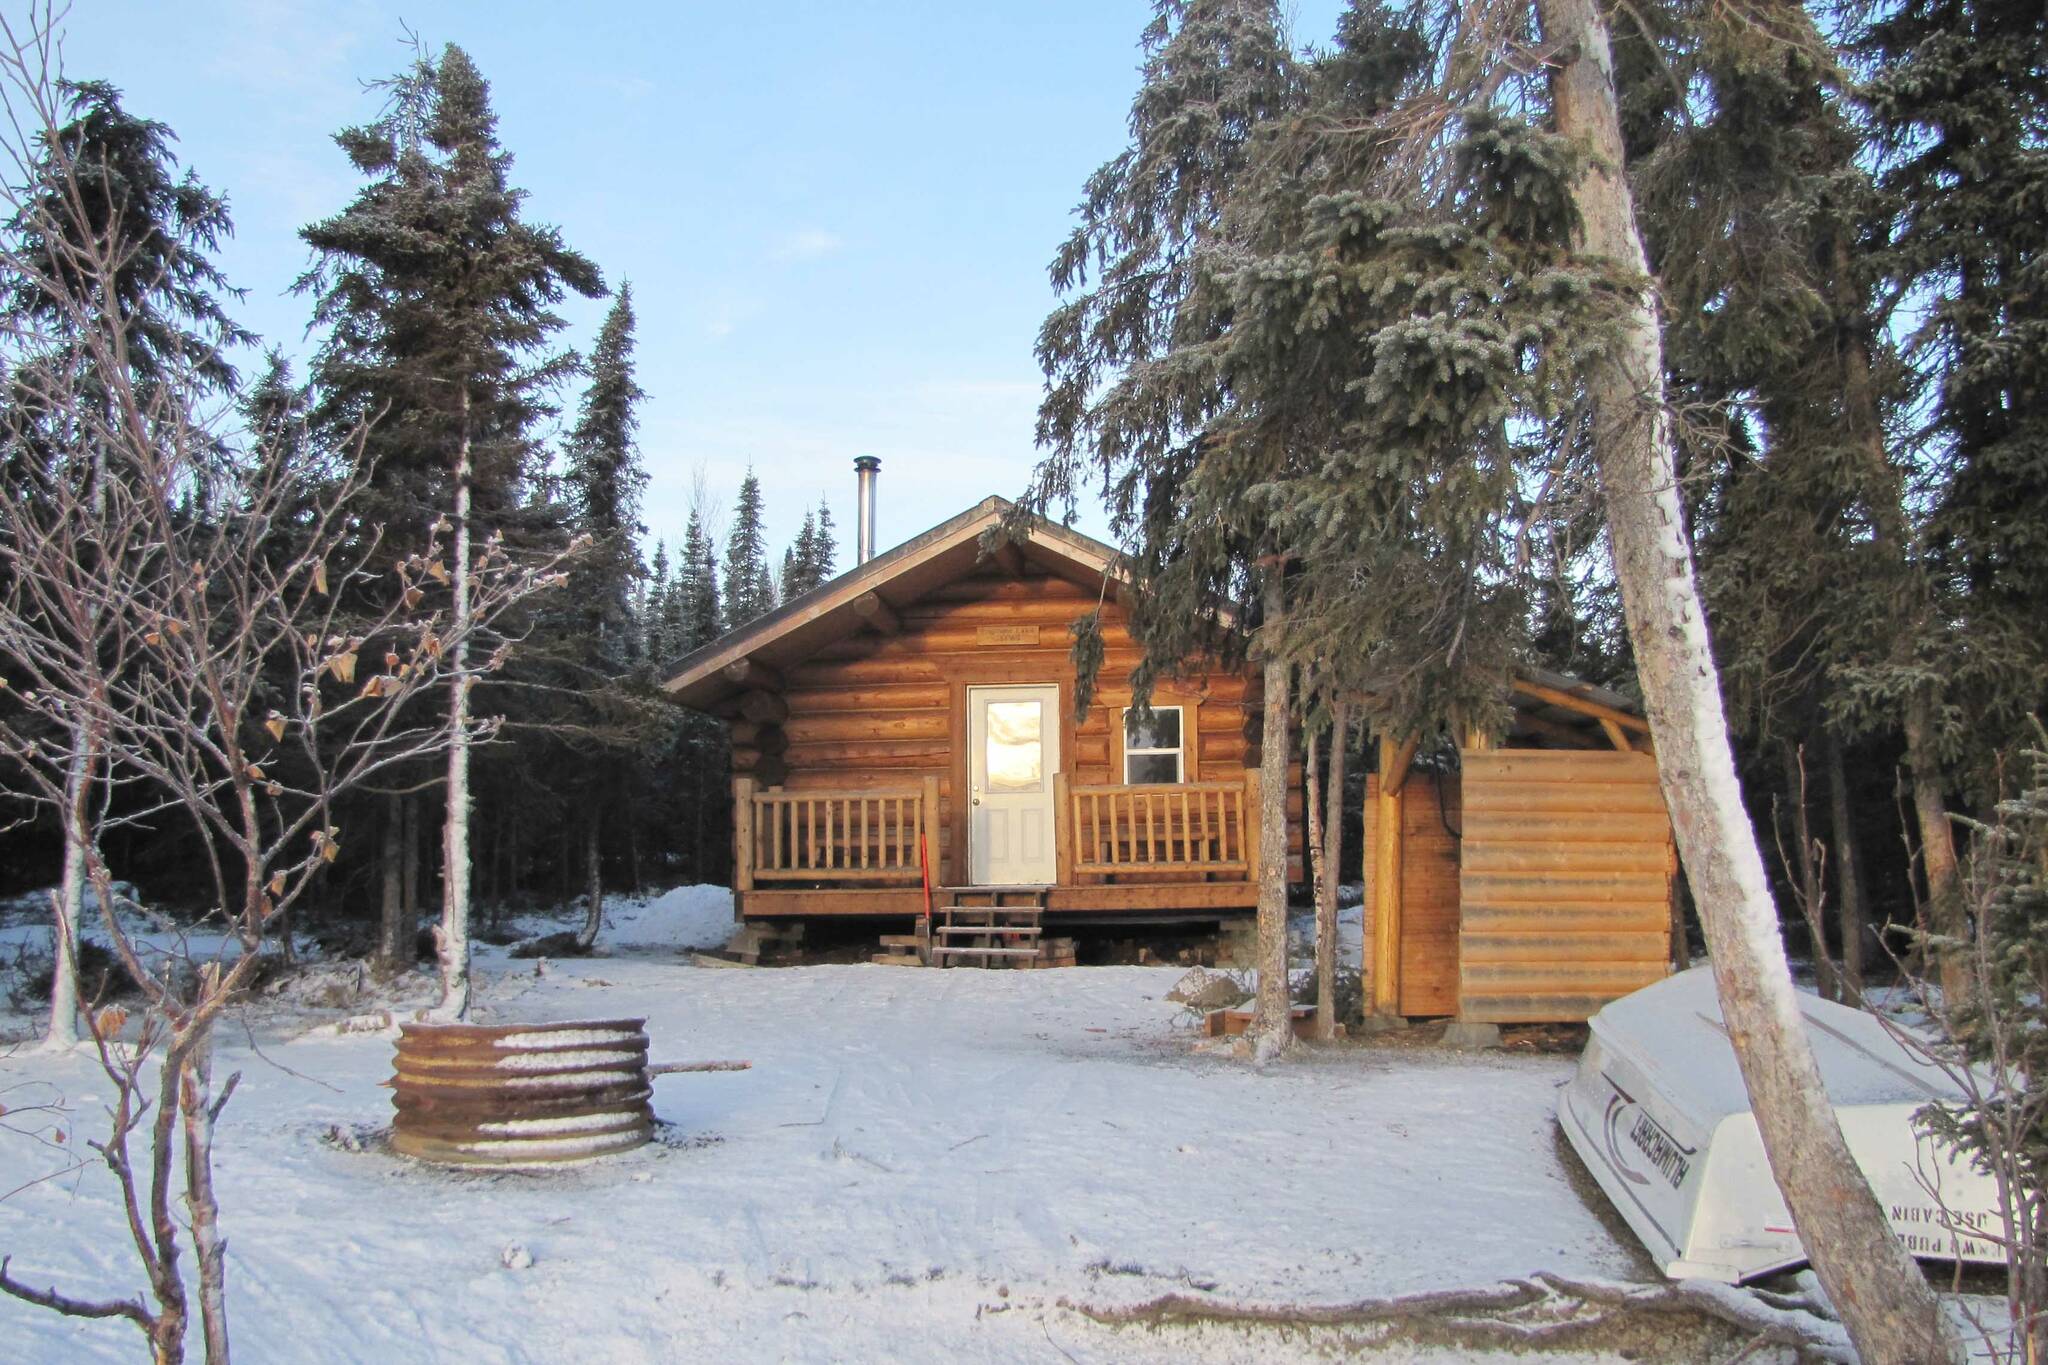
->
[1, 0, 2042, 990]
[1025, 0, 2045, 1002]
[0, 45, 842, 933]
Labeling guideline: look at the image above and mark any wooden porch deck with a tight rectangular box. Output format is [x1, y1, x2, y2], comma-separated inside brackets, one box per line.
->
[731, 773, 1263, 919]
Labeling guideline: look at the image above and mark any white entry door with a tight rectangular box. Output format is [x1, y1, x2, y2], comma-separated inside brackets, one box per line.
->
[968, 685, 1059, 885]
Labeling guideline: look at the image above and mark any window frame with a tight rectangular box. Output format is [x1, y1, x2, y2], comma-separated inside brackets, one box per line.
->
[1119, 703, 1187, 785]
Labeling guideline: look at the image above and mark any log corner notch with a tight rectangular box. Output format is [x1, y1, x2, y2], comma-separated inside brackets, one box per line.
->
[723, 658, 784, 693]
[851, 591, 901, 635]
[982, 537, 1026, 578]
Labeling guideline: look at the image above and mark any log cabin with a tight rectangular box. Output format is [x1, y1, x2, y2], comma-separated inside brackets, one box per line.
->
[661, 467, 1677, 1022]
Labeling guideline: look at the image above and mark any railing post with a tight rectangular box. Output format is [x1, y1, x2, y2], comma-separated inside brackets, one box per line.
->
[1053, 771, 1073, 886]
[1241, 768, 1261, 885]
[922, 775, 943, 888]
[733, 776, 757, 895]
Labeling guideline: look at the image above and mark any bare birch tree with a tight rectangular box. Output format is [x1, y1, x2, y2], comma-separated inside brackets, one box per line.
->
[0, 13, 571, 1357]
[1532, 0, 1958, 1354]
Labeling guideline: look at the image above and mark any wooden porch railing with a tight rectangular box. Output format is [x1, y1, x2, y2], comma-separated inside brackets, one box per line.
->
[1058, 774, 1254, 876]
[733, 776, 938, 890]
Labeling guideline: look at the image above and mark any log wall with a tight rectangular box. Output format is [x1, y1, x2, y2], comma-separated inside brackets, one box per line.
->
[1363, 771, 1462, 1016]
[1457, 748, 1674, 1022]
[730, 566, 1302, 889]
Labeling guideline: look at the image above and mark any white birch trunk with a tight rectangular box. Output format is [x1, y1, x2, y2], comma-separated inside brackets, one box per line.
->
[179, 1019, 230, 1365]
[1534, 0, 1960, 1356]
[41, 738, 91, 1050]
[433, 388, 475, 1022]
[1249, 573, 1295, 1061]
[577, 811, 603, 951]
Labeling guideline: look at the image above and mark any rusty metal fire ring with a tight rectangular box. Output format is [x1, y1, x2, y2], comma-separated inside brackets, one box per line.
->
[389, 1017, 655, 1166]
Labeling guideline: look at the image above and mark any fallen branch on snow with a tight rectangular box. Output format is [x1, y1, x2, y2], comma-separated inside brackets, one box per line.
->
[1068, 1271, 1854, 1362]
[646, 1060, 751, 1076]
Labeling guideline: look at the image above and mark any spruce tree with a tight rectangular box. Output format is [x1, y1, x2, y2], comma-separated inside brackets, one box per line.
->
[1031, 0, 1308, 1056]
[679, 506, 720, 649]
[564, 285, 648, 672]
[721, 468, 776, 630]
[2, 79, 251, 1046]
[779, 509, 818, 600]
[1615, 0, 1916, 993]
[811, 499, 839, 581]
[299, 42, 604, 1015]
[5, 79, 252, 396]
[777, 497, 839, 599]
[644, 539, 674, 665]
[1863, 0, 2048, 752]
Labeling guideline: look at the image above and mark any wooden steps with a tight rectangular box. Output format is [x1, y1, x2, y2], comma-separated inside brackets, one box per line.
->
[932, 887, 1045, 968]
[871, 922, 930, 968]
[870, 887, 1080, 969]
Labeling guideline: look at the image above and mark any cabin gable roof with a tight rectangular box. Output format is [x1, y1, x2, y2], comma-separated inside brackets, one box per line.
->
[659, 496, 1121, 711]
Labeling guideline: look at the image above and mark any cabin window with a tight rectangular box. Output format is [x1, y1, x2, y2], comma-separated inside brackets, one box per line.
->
[1122, 706, 1184, 784]
[984, 699, 1046, 793]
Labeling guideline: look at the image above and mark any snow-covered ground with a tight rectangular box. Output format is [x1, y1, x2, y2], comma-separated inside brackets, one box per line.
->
[0, 887, 1847, 1361]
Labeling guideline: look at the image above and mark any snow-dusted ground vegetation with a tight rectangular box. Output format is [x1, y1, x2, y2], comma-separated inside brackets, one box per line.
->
[0, 888, 1949, 1361]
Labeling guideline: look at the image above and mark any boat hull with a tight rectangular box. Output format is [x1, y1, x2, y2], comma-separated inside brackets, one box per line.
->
[1559, 972, 2005, 1283]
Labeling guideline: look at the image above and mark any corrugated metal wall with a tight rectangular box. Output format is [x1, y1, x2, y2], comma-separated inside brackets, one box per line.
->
[1457, 749, 1674, 1023]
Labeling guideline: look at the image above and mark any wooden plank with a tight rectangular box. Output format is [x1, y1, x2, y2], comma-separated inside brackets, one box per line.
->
[1460, 960, 1670, 998]
[1462, 750, 1657, 784]
[1461, 872, 1673, 904]
[922, 776, 943, 889]
[733, 777, 756, 893]
[1373, 738, 1404, 1014]
[1460, 843, 1676, 875]
[1510, 678, 1651, 733]
[1446, 779, 1669, 814]
[1460, 901, 1670, 933]
[742, 889, 928, 917]
[1459, 931, 1671, 964]
[784, 712, 949, 743]
[754, 867, 918, 883]
[1380, 735, 1421, 796]
[1053, 772, 1074, 886]
[782, 744, 951, 772]
[922, 575, 1094, 603]
[1045, 882, 1258, 910]
[1461, 993, 1635, 1025]
[782, 683, 950, 713]
[1459, 811, 1672, 844]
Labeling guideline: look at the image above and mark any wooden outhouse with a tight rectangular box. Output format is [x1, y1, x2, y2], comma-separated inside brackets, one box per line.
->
[661, 492, 1674, 1020]
[1367, 677, 1679, 1024]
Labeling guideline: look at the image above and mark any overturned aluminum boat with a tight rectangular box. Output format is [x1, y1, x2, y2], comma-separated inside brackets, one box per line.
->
[1559, 967, 2004, 1283]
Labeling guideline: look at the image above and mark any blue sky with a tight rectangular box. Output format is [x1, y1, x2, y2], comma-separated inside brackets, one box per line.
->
[53, 0, 1345, 567]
